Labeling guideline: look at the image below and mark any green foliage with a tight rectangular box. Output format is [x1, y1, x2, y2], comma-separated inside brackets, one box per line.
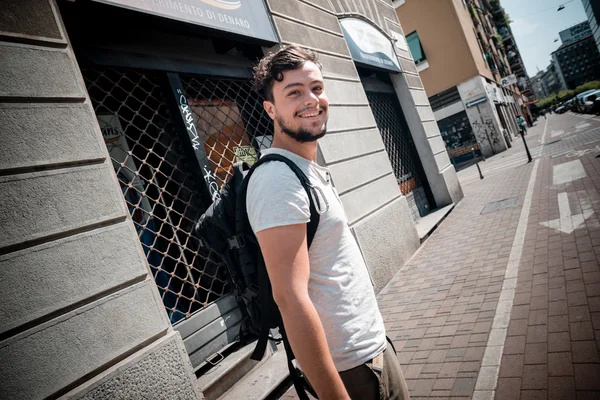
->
[575, 80, 600, 92]
[535, 81, 600, 109]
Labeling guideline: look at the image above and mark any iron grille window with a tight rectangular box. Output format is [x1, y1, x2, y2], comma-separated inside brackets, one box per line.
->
[180, 76, 274, 188]
[82, 67, 231, 325]
[365, 91, 432, 218]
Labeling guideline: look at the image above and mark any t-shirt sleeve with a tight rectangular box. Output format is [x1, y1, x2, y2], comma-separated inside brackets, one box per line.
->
[247, 161, 311, 234]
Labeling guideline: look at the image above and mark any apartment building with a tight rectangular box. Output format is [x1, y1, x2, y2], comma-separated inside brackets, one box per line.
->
[394, 0, 528, 162]
[552, 21, 600, 90]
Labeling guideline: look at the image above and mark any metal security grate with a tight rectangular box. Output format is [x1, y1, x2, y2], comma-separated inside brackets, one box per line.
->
[365, 91, 432, 218]
[181, 76, 274, 188]
[82, 67, 231, 324]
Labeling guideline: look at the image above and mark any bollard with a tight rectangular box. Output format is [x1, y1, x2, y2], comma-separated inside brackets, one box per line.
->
[520, 130, 533, 163]
[472, 148, 484, 180]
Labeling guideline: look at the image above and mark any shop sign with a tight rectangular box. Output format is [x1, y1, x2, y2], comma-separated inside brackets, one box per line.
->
[460, 77, 488, 108]
[340, 18, 401, 72]
[500, 74, 517, 87]
[92, 0, 278, 42]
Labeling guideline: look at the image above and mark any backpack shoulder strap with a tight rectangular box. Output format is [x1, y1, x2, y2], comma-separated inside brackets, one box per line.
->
[250, 153, 320, 246]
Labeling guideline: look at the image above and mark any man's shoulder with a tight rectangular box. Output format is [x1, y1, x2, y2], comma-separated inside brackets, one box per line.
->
[247, 160, 306, 198]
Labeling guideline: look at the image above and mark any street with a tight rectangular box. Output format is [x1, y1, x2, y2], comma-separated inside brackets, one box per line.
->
[376, 112, 600, 399]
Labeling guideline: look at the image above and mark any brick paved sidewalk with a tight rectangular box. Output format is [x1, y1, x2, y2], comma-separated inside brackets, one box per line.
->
[493, 124, 600, 400]
[377, 146, 539, 399]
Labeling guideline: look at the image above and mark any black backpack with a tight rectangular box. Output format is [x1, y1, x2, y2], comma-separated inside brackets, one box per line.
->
[195, 153, 319, 399]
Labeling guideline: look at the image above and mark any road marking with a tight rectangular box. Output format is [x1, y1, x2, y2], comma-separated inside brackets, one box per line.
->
[540, 116, 549, 144]
[473, 159, 539, 400]
[540, 192, 594, 234]
[551, 130, 564, 138]
[576, 122, 592, 130]
[553, 160, 587, 185]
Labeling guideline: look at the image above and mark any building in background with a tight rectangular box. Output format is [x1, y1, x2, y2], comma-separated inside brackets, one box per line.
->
[395, 0, 525, 162]
[581, 0, 600, 54]
[552, 21, 600, 89]
[490, 0, 533, 99]
[531, 70, 549, 99]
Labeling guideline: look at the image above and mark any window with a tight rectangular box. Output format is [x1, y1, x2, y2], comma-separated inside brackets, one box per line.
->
[407, 31, 426, 64]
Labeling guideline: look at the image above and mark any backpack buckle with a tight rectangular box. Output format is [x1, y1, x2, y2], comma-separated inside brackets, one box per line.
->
[227, 235, 246, 249]
[241, 286, 258, 303]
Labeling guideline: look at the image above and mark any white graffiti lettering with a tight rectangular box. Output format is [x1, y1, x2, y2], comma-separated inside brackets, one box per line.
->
[203, 166, 221, 201]
[178, 94, 201, 150]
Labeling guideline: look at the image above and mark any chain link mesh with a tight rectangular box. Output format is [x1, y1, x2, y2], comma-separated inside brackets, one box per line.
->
[82, 67, 231, 324]
[365, 91, 431, 217]
[180, 76, 274, 188]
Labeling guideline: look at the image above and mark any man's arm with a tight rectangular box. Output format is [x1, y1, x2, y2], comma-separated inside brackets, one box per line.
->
[256, 223, 350, 400]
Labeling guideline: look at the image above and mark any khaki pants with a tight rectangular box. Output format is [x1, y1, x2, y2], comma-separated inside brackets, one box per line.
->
[339, 338, 410, 400]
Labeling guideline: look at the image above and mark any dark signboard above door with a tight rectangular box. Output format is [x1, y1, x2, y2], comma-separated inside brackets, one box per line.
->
[340, 18, 401, 73]
[92, 0, 278, 43]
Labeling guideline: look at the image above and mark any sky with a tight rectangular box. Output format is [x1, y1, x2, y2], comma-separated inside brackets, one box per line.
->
[499, 0, 589, 77]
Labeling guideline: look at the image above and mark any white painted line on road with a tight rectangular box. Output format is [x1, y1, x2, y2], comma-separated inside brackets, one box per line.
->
[576, 122, 592, 130]
[473, 159, 539, 400]
[540, 192, 594, 234]
[540, 116, 549, 144]
[553, 160, 587, 185]
[551, 130, 564, 138]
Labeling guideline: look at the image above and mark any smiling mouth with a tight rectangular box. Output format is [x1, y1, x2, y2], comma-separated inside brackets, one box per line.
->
[297, 109, 324, 118]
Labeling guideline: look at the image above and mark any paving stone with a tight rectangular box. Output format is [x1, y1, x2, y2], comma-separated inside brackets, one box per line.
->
[574, 364, 600, 390]
[571, 341, 599, 363]
[499, 354, 524, 378]
[548, 376, 575, 400]
[548, 352, 573, 376]
[522, 365, 548, 390]
[495, 377, 521, 400]
[548, 332, 571, 353]
[524, 343, 548, 365]
[504, 336, 526, 355]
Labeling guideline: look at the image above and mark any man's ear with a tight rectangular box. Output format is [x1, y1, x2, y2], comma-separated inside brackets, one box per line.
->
[263, 100, 276, 121]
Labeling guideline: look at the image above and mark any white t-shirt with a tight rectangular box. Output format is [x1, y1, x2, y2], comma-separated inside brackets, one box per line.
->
[246, 147, 386, 372]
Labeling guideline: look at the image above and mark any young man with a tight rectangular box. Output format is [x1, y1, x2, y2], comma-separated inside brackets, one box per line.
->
[247, 45, 410, 399]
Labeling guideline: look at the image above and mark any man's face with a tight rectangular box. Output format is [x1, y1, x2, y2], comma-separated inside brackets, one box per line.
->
[263, 61, 329, 143]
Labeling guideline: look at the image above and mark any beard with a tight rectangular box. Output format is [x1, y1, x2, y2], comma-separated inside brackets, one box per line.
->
[276, 115, 327, 143]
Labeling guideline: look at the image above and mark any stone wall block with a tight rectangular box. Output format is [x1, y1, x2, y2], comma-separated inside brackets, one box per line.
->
[353, 197, 420, 293]
[328, 106, 377, 132]
[0, 0, 65, 42]
[318, 53, 359, 80]
[341, 173, 401, 225]
[319, 128, 385, 164]
[68, 331, 201, 400]
[268, 0, 341, 33]
[274, 17, 350, 56]
[0, 222, 148, 336]
[329, 151, 394, 194]
[0, 43, 85, 99]
[0, 164, 128, 250]
[0, 280, 170, 400]
[0, 103, 106, 172]
[325, 79, 369, 105]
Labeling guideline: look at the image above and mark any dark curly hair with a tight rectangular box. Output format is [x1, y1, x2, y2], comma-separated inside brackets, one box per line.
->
[253, 45, 322, 103]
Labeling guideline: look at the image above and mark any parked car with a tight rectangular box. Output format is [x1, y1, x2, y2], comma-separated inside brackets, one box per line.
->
[582, 90, 600, 113]
[592, 97, 600, 115]
[574, 89, 598, 113]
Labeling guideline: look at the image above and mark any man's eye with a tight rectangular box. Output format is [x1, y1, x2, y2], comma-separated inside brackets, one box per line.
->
[288, 90, 300, 96]
[313, 86, 323, 92]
